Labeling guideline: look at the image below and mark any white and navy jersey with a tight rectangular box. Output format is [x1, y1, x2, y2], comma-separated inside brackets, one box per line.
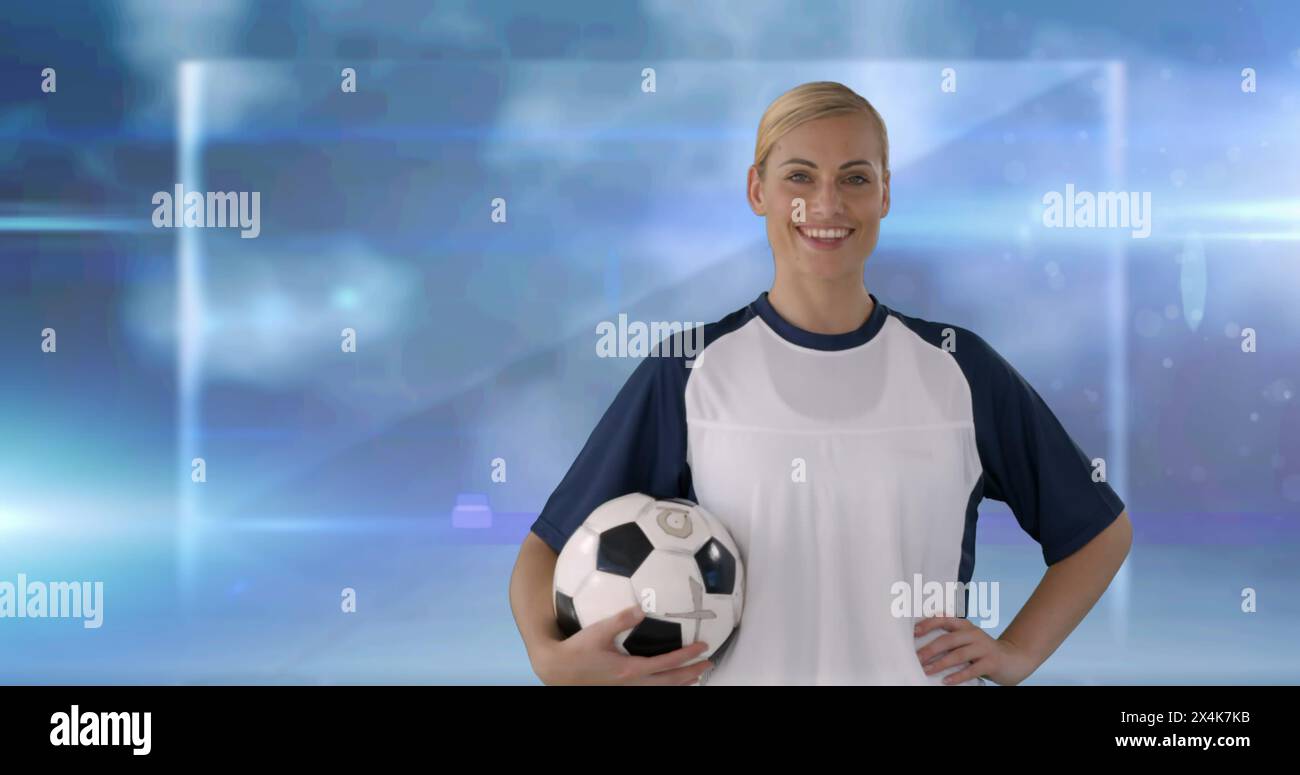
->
[531, 291, 1125, 685]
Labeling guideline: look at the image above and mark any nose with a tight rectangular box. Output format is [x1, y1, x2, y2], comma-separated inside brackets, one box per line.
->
[807, 178, 846, 218]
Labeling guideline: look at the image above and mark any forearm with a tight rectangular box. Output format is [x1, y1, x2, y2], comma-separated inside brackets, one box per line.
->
[998, 510, 1133, 673]
[508, 531, 565, 671]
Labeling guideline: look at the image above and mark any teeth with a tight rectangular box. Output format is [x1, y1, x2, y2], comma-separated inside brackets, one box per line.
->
[798, 226, 852, 240]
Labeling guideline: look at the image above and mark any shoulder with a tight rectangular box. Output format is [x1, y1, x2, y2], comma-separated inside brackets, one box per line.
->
[607, 298, 760, 402]
[697, 301, 761, 353]
[644, 298, 760, 376]
[885, 306, 1000, 360]
[884, 306, 1018, 392]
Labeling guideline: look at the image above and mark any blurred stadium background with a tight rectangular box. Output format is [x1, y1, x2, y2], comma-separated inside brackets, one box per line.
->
[1, 0, 1298, 683]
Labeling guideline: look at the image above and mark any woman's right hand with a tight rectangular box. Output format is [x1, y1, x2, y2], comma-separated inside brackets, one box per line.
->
[533, 604, 713, 685]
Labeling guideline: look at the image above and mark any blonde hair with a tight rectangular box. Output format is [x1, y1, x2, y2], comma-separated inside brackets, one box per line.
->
[753, 81, 889, 180]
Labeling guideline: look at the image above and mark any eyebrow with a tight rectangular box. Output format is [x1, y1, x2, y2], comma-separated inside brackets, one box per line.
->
[779, 158, 875, 170]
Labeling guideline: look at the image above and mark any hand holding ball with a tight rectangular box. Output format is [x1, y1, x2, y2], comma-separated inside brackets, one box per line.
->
[552, 493, 745, 664]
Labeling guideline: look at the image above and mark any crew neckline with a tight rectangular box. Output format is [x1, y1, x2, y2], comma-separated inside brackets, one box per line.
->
[751, 290, 889, 352]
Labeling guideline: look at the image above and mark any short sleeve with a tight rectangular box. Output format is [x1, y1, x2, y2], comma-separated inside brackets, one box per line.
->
[529, 353, 692, 554]
[961, 332, 1126, 566]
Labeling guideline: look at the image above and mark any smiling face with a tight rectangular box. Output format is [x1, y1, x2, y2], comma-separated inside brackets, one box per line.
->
[748, 112, 890, 283]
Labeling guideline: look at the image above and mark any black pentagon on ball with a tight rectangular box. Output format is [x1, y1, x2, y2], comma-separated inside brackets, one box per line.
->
[694, 538, 736, 594]
[622, 616, 683, 657]
[596, 522, 655, 577]
[555, 591, 581, 638]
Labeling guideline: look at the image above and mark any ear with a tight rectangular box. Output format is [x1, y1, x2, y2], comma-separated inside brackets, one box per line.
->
[880, 168, 891, 219]
[747, 165, 766, 216]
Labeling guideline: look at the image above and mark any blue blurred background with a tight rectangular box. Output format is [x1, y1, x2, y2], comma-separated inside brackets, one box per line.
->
[1, 0, 1297, 683]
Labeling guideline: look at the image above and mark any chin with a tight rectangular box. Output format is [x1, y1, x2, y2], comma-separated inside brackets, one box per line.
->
[798, 252, 866, 282]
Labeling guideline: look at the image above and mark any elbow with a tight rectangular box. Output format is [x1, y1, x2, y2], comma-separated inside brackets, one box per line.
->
[1052, 509, 1133, 570]
[1104, 509, 1134, 569]
[1115, 509, 1133, 554]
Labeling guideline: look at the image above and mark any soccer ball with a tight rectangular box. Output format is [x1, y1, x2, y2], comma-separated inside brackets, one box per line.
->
[553, 493, 744, 662]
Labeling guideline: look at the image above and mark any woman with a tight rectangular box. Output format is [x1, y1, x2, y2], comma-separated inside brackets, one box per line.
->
[509, 81, 1132, 685]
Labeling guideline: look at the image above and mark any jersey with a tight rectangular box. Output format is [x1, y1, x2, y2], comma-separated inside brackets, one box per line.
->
[530, 290, 1126, 685]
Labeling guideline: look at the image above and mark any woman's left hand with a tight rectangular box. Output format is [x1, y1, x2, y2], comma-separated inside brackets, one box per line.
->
[914, 617, 1039, 686]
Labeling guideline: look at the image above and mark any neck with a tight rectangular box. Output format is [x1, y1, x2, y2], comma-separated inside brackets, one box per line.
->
[767, 275, 874, 335]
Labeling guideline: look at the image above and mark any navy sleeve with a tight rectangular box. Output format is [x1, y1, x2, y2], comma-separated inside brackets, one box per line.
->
[958, 331, 1126, 566]
[529, 353, 692, 554]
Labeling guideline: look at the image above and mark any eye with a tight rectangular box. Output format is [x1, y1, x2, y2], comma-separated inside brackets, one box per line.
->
[845, 175, 870, 185]
[786, 171, 811, 183]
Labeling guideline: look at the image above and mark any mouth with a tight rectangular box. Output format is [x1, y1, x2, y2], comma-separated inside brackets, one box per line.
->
[795, 225, 855, 251]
